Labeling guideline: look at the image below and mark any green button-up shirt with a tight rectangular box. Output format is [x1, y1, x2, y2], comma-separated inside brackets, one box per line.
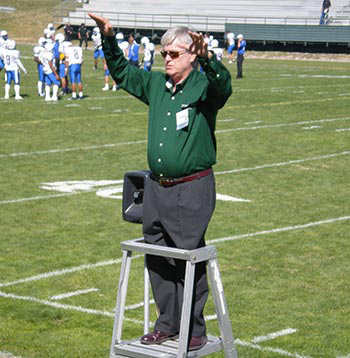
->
[102, 35, 232, 178]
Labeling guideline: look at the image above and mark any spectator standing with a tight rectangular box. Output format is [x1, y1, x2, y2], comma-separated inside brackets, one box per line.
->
[78, 23, 89, 49]
[236, 34, 246, 79]
[320, 0, 331, 25]
[64, 22, 74, 41]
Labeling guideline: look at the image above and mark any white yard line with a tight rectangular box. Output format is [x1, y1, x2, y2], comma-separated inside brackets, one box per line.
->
[207, 216, 350, 244]
[235, 339, 312, 358]
[215, 150, 350, 175]
[216, 117, 350, 134]
[252, 328, 297, 343]
[50, 288, 99, 301]
[0, 257, 139, 288]
[1, 215, 348, 289]
[0, 352, 23, 358]
[0, 139, 147, 159]
[0, 117, 348, 160]
[1, 150, 349, 206]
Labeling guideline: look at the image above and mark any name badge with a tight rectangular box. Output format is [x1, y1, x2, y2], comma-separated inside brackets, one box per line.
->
[176, 108, 189, 130]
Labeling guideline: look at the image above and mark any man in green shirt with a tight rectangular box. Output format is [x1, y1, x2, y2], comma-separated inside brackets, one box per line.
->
[89, 13, 232, 351]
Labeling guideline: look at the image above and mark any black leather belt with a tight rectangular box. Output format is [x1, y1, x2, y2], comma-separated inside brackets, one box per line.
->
[150, 168, 212, 187]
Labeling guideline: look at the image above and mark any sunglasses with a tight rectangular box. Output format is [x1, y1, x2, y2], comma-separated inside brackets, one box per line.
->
[160, 50, 188, 59]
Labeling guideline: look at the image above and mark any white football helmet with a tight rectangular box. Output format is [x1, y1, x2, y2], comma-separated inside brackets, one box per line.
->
[7, 39, 16, 50]
[1, 30, 8, 39]
[44, 28, 52, 39]
[211, 39, 219, 48]
[141, 36, 150, 45]
[93, 27, 100, 35]
[237, 34, 244, 39]
[38, 37, 47, 47]
[55, 33, 65, 43]
[116, 32, 124, 40]
[47, 23, 54, 30]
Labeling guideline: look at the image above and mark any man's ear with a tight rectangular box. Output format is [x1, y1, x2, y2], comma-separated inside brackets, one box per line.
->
[190, 53, 197, 64]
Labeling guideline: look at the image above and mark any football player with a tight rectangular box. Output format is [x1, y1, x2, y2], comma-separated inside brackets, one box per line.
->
[0, 30, 9, 73]
[91, 27, 104, 69]
[33, 37, 47, 96]
[57, 34, 72, 95]
[64, 43, 84, 99]
[140, 36, 155, 72]
[210, 39, 223, 62]
[2, 39, 27, 99]
[39, 42, 60, 101]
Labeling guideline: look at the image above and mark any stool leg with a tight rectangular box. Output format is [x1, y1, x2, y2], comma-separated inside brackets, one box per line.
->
[178, 261, 196, 358]
[144, 255, 150, 334]
[208, 258, 238, 358]
[110, 250, 132, 356]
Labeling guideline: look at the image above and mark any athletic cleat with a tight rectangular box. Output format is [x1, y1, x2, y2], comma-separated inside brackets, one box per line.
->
[15, 96, 23, 100]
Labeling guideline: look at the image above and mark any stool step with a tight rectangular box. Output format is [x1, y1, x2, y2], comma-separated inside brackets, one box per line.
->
[112, 335, 223, 358]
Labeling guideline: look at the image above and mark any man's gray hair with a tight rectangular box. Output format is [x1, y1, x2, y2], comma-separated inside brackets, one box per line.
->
[161, 26, 194, 47]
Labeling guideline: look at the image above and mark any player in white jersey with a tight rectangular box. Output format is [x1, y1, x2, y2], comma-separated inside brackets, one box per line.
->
[102, 32, 127, 91]
[33, 37, 46, 96]
[210, 39, 224, 62]
[64, 44, 84, 99]
[0, 30, 9, 73]
[39, 42, 60, 101]
[1, 39, 27, 99]
[140, 36, 155, 72]
[226, 31, 235, 64]
[91, 27, 104, 69]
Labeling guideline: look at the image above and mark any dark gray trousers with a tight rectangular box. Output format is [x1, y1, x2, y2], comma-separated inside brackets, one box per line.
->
[142, 172, 216, 336]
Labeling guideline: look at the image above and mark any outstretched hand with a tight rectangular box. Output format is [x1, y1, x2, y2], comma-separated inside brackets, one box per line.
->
[188, 31, 208, 58]
[88, 13, 115, 37]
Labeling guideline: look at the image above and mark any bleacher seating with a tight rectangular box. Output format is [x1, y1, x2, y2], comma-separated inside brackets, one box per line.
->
[56, 0, 350, 42]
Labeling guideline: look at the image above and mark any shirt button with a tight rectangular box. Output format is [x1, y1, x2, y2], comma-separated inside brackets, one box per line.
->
[158, 158, 161, 162]
[171, 96, 175, 100]
[163, 127, 167, 131]
[216, 74, 220, 78]
[167, 112, 171, 116]
[159, 143, 163, 147]
[160, 173, 163, 177]
[180, 90, 183, 94]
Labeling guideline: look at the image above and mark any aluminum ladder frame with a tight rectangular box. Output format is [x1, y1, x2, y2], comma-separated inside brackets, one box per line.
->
[110, 238, 238, 358]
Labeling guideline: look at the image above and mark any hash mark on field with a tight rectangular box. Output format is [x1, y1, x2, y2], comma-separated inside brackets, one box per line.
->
[50, 288, 99, 301]
[252, 328, 297, 343]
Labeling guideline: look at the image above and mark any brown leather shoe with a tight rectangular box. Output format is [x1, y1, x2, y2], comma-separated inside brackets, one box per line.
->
[188, 335, 208, 351]
[141, 330, 178, 345]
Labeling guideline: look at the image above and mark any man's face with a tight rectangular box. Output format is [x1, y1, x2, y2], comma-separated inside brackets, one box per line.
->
[162, 40, 196, 83]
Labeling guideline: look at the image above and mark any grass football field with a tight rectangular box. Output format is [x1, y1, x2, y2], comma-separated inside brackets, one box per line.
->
[0, 45, 349, 358]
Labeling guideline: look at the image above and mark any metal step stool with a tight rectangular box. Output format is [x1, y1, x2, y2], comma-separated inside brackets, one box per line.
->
[110, 238, 238, 358]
